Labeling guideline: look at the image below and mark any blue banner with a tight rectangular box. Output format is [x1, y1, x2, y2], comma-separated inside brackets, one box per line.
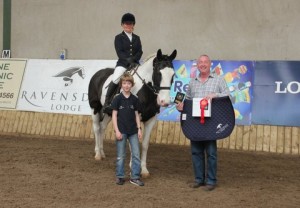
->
[157, 60, 254, 125]
[252, 61, 300, 126]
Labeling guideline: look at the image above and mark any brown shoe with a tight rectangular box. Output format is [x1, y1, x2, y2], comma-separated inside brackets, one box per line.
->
[189, 182, 205, 188]
[203, 184, 215, 191]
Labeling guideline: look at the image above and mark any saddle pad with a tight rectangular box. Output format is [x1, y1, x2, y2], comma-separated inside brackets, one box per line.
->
[181, 96, 235, 141]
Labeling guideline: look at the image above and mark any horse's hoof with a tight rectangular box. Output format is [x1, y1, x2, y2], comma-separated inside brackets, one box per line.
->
[95, 155, 102, 161]
[141, 173, 150, 178]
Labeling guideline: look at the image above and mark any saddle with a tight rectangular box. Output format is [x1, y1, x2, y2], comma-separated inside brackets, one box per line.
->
[180, 96, 235, 141]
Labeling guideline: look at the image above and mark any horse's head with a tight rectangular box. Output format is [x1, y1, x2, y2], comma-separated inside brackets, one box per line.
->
[152, 49, 177, 106]
[77, 67, 86, 79]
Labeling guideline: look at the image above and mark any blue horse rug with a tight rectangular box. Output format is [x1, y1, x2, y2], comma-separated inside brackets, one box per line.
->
[180, 96, 235, 141]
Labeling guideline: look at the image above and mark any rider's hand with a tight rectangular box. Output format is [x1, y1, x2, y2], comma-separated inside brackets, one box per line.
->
[129, 62, 138, 69]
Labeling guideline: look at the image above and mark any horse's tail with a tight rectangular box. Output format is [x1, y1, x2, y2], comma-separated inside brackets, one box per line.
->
[88, 68, 114, 115]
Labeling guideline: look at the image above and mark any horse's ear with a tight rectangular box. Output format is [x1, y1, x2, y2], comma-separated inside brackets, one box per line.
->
[169, 50, 177, 60]
[157, 49, 162, 59]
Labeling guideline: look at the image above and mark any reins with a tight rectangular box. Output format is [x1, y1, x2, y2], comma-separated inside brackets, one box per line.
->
[129, 65, 159, 95]
[129, 59, 173, 95]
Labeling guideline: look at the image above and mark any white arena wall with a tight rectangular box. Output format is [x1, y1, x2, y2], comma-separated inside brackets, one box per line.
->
[1, 0, 299, 60]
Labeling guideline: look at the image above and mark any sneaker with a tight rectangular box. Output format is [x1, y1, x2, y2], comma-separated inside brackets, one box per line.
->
[189, 182, 205, 188]
[116, 178, 125, 185]
[203, 184, 215, 191]
[130, 179, 144, 186]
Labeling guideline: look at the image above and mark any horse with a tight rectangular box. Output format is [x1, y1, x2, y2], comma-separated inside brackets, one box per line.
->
[88, 49, 177, 177]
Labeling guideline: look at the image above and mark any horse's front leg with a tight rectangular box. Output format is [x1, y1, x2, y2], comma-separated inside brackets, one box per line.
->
[140, 115, 157, 178]
[92, 111, 110, 160]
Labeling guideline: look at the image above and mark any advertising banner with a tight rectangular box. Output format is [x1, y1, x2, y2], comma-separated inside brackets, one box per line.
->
[157, 60, 254, 125]
[9, 59, 299, 127]
[252, 61, 300, 126]
[0, 59, 27, 109]
[17, 59, 116, 115]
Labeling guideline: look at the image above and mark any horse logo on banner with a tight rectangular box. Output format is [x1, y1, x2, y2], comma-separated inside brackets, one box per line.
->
[53, 67, 85, 86]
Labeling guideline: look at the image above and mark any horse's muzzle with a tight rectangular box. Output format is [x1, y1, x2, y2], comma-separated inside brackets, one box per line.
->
[157, 98, 170, 107]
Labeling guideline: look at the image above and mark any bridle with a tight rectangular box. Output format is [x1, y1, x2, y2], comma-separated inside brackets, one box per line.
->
[130, 59, 174, 95]
[130, 65, 158, 94]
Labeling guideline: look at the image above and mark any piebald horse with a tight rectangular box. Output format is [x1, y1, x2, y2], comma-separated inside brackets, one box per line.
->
[88, 49, 177, 177]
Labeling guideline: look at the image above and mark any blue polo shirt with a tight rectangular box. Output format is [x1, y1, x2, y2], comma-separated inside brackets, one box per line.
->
[111, 93, 140, 135]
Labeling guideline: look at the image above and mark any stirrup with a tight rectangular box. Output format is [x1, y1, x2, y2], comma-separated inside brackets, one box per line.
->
[103, 104, 113, 115]
[103, 104, 109, 113]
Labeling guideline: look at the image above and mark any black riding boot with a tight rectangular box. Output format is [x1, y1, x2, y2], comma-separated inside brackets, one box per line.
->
[103, 82, 118, 114]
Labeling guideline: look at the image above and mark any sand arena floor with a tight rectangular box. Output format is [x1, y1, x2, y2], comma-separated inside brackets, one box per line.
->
[0, 136, 299, 208]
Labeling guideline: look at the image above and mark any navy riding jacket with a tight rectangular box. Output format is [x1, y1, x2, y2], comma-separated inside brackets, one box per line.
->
[114, 31, 143, 68]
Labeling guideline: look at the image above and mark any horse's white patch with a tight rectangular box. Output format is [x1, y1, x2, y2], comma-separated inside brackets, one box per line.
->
[101, 75, 113, 104]
[157, 67, 174, 105]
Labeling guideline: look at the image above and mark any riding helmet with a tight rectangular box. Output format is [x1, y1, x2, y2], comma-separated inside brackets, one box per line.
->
[121, 13, 135, 25]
